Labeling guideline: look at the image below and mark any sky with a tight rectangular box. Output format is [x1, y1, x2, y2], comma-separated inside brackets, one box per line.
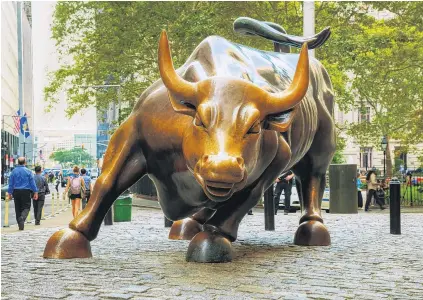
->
[32, 1, 96, 133]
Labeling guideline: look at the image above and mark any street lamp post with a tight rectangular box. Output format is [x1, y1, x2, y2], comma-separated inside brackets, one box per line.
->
[381, 136, 388, 178]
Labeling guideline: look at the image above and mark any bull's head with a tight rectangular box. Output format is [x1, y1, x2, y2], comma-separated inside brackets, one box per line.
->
[158, 31, 309, 202]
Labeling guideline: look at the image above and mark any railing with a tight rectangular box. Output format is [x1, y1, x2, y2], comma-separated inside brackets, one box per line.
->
[383, 175, 423, 206]
[400, 175, 423, 206]
[130, 175, 157, 199]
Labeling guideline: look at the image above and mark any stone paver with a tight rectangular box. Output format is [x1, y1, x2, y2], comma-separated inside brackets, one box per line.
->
[2, 208, 423, 299]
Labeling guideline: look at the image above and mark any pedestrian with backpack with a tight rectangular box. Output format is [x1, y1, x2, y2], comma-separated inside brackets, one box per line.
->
[80, 168, 93, 209]
[64, 166, 86, 218]
[33, 166, 50, 225]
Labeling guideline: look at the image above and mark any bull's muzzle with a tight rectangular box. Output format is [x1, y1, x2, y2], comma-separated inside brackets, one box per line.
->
[194, 154, 247, 201]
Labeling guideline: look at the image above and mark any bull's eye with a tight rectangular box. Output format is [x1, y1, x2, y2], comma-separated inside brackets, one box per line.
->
[247, 122, 261, 134]
[194, 115, 205, 128]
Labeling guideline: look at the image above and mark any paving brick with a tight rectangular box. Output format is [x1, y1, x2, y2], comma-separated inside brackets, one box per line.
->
[1, 208, 423, 299]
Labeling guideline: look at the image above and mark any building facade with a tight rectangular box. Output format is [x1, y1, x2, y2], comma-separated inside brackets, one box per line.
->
[1, 2, 34, 171]
[335, 106, 422, 175]
[74, 134, 97, 159]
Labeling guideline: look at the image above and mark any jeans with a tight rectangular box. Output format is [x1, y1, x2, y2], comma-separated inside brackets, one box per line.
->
[33, 193, 45, 223]
[365, 189, 384, 210]
[274, 182, 292, 212]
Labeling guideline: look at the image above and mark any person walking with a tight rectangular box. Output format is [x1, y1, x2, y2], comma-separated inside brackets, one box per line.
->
[7, 157, 38, 230]
[55, 171, 63, 193]
[33, 166, 50, 225]
[273, 170, 294, 215]
[80, 168, 92, 209]
[365, 170, 385, 211]
[357, 173, 363, 209]
[64, 166, 86, 218]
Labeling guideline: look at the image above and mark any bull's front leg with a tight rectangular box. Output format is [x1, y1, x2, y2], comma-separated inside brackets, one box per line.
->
[185, 186, 263, 263]
[43, 115, 147, 258]
[293, 158, 331, 246]
[168, 208, 215, 240]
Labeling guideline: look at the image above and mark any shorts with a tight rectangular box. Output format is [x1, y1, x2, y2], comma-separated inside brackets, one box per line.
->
[70, 194, 82, 200]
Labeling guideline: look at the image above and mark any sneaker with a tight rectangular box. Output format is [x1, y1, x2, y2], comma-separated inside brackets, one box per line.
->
[284, 211, 289, 215]
[380, 206, 386, 210]
[365, 209, 372, 212]
[35, 221, 40, 225]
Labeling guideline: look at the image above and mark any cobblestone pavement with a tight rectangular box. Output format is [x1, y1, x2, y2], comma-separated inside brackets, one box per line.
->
[2, 208, 423, 299]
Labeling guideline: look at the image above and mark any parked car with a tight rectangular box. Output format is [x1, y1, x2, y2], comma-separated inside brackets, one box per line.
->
[1, 184, 9, 200]
[90, 168, 99, 179]
[61, 168, 72, 187]
[276, 179, 301, 213]
[321, 188, 330, 213]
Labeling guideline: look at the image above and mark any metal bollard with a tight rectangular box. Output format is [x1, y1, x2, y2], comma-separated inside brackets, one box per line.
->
[164, 217, 173, 227]
[390, 181, 401, 234]
[55, 192, 58, 213]
[264, 186, 275, 231]
[51, 193, 55, 216]
[3, 192, 10, 227]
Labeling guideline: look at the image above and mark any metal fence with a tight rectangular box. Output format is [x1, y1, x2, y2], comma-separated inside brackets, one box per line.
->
[399, 175, 423, 206]
[130, 175, 158, 199]
[383, 175, 423, 206]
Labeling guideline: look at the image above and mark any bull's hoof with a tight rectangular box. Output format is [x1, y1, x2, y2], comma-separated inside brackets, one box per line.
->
[168, 218, 202, 240]
[43, 228, 92, 259]
[186, 231, 233, 263]
[294, 221, 331, 246]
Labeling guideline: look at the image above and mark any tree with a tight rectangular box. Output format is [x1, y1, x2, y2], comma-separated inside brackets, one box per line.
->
[341, 4, 423, 176]
[50, 147, 95, 168]
[44, 2, 423, 175]
[332, 135, 347, 164]
[44, 1, 368, 120]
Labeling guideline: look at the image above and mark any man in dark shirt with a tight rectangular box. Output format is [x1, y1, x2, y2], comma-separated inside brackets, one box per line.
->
[33, 166, 50, 225]
[273, 170, 294, 215]
[7, 157, 38, 230]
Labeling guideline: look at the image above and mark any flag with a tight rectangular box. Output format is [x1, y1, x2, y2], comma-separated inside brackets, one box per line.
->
[20, 112, 30, 138]
[12, 110, 21, 134]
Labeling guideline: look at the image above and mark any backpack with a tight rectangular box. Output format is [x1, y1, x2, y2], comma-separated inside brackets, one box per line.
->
[34, 175, 48, 193]
[70, 176, 82, 195]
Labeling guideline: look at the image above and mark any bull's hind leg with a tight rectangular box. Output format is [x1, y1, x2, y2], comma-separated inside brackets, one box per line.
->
[44, 114, 146, 258]
[292, 121, 335, 246]
[169, 208, 215, 240]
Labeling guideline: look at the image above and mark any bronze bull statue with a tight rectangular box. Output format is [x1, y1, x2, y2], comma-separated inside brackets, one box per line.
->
[44, 22, 335, 263]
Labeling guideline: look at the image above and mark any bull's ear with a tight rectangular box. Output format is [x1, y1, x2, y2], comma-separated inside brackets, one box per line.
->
[168, 93, 196, 117]
[265, 109, 297, 132]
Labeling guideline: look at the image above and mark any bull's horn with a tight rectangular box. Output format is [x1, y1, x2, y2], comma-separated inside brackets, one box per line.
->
[158, 30, 197, 100]
[265, 43, 309, 113]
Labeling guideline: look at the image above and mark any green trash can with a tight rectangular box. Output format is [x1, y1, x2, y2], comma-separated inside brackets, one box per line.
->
[113, 195, 132, 222]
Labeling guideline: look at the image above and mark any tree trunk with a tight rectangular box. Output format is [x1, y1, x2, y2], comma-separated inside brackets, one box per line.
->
[386, 136, 393, 178]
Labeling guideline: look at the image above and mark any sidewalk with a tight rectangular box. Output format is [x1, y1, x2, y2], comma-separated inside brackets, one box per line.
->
[2, 206, 423, 299]
[1, 205, 73, 234]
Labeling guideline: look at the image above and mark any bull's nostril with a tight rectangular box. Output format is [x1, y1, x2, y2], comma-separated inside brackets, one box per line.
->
[236, 157, 244, 167]
[202, 155, 209, 163]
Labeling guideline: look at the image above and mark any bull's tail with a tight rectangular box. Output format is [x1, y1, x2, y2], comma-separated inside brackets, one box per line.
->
[233, 17, 331, 51]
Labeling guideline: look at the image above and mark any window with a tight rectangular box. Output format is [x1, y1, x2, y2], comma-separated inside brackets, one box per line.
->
[359, 107, 370, 123]
[360, 147, 372, 169]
